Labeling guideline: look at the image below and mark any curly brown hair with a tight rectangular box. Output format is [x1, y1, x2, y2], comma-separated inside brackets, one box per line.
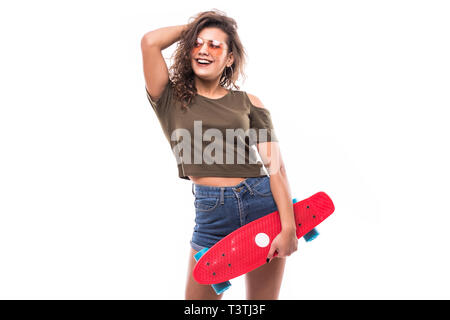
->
[168, 9, 248, 110]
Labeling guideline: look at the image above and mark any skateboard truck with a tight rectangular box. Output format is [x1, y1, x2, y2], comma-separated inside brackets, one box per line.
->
[293, 197, 319, 242]
[194, 248, 231, 295]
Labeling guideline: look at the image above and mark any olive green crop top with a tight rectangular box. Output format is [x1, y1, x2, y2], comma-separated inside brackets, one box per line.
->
[145, 80, 278, 180]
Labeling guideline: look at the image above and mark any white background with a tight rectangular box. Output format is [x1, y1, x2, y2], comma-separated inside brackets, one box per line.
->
[1, 0, 449, 299]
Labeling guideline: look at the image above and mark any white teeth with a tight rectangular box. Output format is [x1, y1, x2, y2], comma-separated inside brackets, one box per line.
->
[197, 59, 212, 64]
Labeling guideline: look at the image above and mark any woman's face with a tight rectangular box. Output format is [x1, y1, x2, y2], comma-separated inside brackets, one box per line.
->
[191, 27, 233, 81]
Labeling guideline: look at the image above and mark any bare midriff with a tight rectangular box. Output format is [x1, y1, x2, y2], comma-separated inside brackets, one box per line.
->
[188, 176, 246, 187]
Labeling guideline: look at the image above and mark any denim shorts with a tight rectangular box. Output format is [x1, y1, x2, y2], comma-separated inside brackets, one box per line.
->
[190, 175, 279, 252]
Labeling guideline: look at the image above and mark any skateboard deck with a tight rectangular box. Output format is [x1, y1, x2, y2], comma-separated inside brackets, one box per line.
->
[193, 191, 335, 285]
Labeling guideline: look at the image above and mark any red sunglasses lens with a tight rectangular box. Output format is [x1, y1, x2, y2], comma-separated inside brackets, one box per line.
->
[195, 38, 222, 49]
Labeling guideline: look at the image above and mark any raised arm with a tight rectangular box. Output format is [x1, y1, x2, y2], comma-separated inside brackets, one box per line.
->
[140, 24, 187, 101]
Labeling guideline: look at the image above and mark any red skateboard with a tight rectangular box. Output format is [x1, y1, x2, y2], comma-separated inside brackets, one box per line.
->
[193, 191, 335, 285]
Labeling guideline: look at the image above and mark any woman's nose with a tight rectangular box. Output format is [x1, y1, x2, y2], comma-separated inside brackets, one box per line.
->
[198, 43, 210, 54]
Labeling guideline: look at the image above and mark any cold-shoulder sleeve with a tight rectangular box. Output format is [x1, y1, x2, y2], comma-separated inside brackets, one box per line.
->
[145, 80, 174, 115]
[246, 93, 278, 144]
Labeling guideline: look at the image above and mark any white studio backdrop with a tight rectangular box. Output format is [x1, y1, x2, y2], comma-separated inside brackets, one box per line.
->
[0, 0, 449, 299]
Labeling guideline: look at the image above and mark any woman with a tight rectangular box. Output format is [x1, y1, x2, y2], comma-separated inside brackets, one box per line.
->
[141, 10, 297, 300]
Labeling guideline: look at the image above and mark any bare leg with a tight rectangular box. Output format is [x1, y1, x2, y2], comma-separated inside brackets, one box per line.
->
[185, 248, 224, 300]
[245, 257, 286, 300]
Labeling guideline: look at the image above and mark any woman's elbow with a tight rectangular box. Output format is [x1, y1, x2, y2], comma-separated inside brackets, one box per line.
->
[268, 163, 287, 177]
[278, 163, 288, 177]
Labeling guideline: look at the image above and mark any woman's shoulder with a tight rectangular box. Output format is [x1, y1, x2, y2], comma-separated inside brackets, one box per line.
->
[237, 89, 266, 109]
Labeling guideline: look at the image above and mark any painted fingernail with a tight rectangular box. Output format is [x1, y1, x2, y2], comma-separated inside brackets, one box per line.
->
[266, 258, 270, 263]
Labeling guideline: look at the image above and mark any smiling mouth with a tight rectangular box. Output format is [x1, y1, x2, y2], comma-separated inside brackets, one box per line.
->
[195, 58, 213, 66]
